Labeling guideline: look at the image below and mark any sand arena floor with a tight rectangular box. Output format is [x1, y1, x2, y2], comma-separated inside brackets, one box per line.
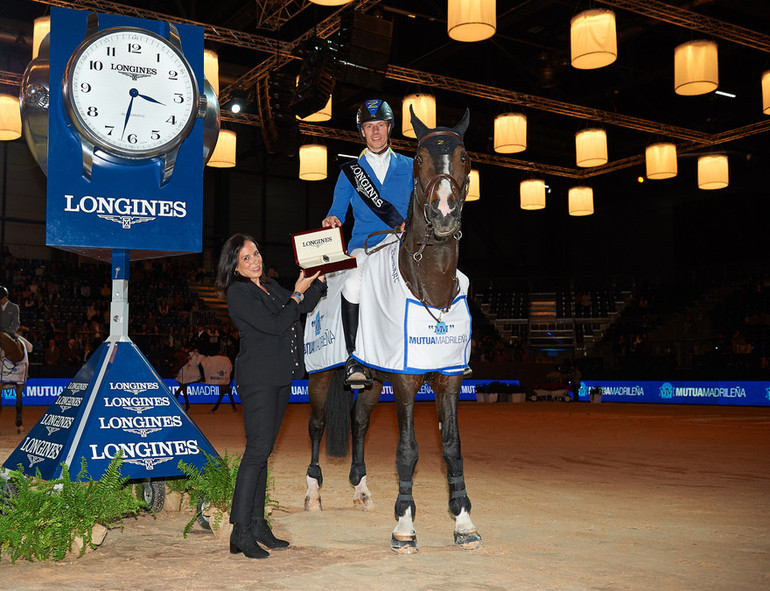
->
[1, 400, 768, 590]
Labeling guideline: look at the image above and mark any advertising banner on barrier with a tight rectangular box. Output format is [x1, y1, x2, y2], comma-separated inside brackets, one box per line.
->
[579, 380, 770, 406]
[9, 378, 769, 407]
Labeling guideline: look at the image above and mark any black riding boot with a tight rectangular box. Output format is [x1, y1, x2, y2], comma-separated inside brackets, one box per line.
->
[341, 296, 371, 388]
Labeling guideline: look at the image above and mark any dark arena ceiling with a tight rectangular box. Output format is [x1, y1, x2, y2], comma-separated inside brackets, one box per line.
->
[1, 0, 769, 280]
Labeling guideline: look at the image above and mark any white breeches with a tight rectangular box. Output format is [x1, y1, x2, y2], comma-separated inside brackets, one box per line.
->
[341, 248, 368, 304]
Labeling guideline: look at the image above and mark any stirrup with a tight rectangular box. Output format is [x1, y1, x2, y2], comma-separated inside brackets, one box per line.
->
[462, 367, 473, 378]
[344, 357, 372, 389]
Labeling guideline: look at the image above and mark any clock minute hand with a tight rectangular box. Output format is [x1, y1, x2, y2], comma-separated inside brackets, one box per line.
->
[137, 93, 165, 106]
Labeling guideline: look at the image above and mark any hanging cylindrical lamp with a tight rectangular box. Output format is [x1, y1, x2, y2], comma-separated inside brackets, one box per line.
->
[447, 0, 497, 43]
[520, 179, 546, 210]
[674, 40, 718, 96]
[299, 144, 327, 181]
[33, 16, 51, 60]
[466, 169, 480, 201]
[575, 128, 608, 167]
[494, 113, 526, 153]
[762, 70, 770, 115]
[204, 49, 219, 96]
[570, 9, 617, 69]
[309, 0, 353, 5]
[697, 154, 728, 190]
[206, 130, 236, 168]
[569, 186, 594, 216]
[402, 93, 436, 138]
[0, 95, 22, 141]
[645, 143, 678, 180]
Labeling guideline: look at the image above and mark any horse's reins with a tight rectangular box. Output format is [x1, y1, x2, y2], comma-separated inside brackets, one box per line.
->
[365, 129, 467, 322]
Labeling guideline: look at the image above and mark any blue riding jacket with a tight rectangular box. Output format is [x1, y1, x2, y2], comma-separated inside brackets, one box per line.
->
[327, 149, 414, 252]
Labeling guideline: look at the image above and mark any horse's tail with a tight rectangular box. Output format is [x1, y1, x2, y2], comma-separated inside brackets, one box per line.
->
[324, 367, 352, 458]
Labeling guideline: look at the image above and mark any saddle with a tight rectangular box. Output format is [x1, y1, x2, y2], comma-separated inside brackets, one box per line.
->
[0, 331, 24, 363]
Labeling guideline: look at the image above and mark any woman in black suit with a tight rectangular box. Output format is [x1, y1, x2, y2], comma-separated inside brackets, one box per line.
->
[215, 233, 326, 559]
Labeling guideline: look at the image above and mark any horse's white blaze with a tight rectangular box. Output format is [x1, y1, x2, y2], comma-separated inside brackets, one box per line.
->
[433, 154, 453, 217]
[454, 508, 476, 533]
[392, 506, 416, 538]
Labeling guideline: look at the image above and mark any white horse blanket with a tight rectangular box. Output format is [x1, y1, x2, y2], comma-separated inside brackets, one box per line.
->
[1, 335, 32, 385]
[354, 240, 471, 375]
[303, 270, 347, 373]
[176, 352, 232, 386]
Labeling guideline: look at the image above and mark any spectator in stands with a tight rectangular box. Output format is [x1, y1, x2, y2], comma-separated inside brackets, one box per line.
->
[60, 338, 81, 367]
[44, 338, 61, 365]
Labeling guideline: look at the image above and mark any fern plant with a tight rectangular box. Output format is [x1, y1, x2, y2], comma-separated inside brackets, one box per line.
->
[0, 454, 146, 563]
[177, 450, 282, 537]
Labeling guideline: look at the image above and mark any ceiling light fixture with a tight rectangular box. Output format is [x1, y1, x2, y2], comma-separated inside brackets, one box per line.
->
[299, 144, 328, 181]
[697, 154, 728, 190]
[570, 9, 617, 70]
[520, 179, 545, 210]
[675, 40, 719, 96]
[207, 129, 237, 168]
[402, 93, 436, 138]
[447, 0, 496, 43]
[645, 143, 677, 180]
[494, 113, 526, 154]
[568, 186, 594, 216]
[575, 128, 608, 167]
[0, 95, 22, 141]
[466, 169, 480, 201]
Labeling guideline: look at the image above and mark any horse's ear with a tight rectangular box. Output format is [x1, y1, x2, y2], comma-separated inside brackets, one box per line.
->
[454, 108, 470, 139]
[410, 105, 430, 140]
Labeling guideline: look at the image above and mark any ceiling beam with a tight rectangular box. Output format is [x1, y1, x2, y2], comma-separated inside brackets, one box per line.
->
[599, 0, 770, 53]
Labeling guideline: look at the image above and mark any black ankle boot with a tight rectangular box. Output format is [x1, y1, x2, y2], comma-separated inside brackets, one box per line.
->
[230, 524, 269, 558]
[249, 519, 289, 549]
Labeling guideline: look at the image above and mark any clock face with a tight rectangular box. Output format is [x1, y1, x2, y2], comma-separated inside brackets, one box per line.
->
[63, 27, 199, 159]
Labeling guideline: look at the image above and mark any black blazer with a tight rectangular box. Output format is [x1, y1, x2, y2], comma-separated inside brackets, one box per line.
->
[227, 278, 327, 388]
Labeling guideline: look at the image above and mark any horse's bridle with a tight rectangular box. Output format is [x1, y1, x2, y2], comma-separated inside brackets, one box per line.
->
[412, 129, 469, 228]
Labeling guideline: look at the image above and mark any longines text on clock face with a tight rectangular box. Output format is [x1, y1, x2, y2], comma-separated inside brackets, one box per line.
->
[64, 28, 198, 158]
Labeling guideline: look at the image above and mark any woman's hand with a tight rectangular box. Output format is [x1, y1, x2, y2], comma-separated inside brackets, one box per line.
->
[294, 269, 321, 294]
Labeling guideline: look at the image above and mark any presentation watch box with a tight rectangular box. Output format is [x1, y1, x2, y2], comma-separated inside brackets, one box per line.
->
[291, 227, 357, 275]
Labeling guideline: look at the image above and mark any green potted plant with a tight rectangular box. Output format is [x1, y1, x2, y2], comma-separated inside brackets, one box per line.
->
[0, 454, 146, 562]
[176, 450, 283, 540]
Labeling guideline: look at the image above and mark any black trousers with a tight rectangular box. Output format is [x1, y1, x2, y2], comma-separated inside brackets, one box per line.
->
[230, 383, 290, 525]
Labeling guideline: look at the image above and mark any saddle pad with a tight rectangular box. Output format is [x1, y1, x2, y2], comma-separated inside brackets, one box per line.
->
[1, 337, 30, 385]
[354, 240, 471, 374]
[303, 270, 347, 373]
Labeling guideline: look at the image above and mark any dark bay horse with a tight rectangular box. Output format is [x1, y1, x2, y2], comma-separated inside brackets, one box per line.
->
[305, 108, 481, 553]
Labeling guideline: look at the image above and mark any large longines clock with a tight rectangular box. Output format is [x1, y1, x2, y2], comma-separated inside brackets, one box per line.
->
[62, 15, 208, 184]
[20, 7, 219, 260]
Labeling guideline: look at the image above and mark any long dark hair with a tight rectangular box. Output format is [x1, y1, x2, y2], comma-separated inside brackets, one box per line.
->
[215, 233, 269, 297]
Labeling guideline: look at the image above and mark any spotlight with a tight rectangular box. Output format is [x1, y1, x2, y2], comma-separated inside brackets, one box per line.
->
[229, 89, 249, 114]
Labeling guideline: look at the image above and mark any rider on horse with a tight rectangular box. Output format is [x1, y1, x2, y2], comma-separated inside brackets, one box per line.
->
[0, 286, 20, 339]
[321, 100, 413, 387]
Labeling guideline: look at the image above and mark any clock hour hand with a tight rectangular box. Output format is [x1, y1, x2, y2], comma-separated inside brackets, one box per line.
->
[137, 92, 165, 106]
[122, 88, 138, 139]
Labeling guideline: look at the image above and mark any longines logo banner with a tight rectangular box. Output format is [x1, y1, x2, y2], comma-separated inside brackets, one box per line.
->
[2, 341, 218, 481]
[46, 8, 204, 256]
